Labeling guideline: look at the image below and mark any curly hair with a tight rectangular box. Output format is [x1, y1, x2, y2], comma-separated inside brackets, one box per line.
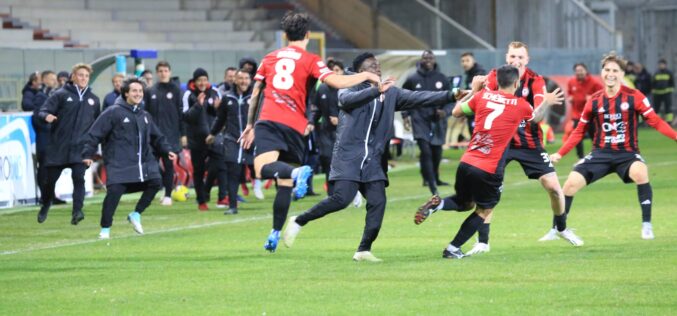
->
[281, 11, 309, 42]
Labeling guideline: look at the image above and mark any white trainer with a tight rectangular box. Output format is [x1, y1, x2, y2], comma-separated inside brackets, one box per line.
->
[160, 196, 173, 206]
[641, 222, 654, 240]
[466, 242, 490, 255]
[352, 251, 383, 262]
[127, 212, 144, 235]
[254, 180, 264, 200]
[283, 216, 302, 248]
[99, 230, 110, 240]
[538, 228, 560, 241]
[352, 192, 363, 208]
[557, 228, 584, 246]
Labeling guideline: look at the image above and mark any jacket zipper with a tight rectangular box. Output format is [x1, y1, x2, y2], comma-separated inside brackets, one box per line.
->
[360, 99, 378, 170]
[137, 115, 144, 182]
[237, 95, 243, 163]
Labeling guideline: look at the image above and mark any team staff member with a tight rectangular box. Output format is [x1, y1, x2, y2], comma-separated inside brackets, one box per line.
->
[551, 53, 677, 240]
[37, 63, 101, 225]
[314, 59, 344, 195]
[460, 52, 487, 134]
[145, 61, 185, 206]
[652, 59, 674, 122]
[566, 63, 603, 158]
[103, 74, 124, 110]
[82, 78, 176, 239]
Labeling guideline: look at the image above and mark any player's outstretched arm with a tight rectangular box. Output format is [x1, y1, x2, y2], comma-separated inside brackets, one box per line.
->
[324, 72, 381, 90]
[643, 110, 677, 141]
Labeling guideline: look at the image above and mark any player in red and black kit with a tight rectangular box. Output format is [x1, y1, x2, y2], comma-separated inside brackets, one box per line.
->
[239, 11, 380, 252]
[551, 53, 677, 240]
[565, 63, 603, 159]
[413, 65, 582, 259]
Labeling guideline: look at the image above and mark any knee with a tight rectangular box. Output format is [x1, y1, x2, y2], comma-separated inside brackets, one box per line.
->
[329, 192, 353, 209]
[461, 201, 475, 211]
[629, 164, 649, 184]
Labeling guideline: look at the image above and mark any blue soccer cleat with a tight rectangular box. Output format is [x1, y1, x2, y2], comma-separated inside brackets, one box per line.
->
[292, 166, 313, 200]
[264, 229, 281, 252]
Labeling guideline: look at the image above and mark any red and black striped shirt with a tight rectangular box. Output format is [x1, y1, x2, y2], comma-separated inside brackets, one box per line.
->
[558, 85, 677, 156]
[486, 67, 546, 150]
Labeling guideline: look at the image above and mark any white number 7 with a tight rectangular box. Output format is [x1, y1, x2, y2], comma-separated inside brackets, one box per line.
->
[484, 101, 505, 129]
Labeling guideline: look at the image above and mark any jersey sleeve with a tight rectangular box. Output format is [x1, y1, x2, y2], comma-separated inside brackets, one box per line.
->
[484, 69, 498, 91]
[309, 54, 333, 82]
[254, 57, 268, 81]
[531, 76, 546, 109]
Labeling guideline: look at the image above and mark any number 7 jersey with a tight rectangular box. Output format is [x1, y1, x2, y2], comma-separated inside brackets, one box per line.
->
[460, 90, 534, 174]
[254, 45, 334, 135]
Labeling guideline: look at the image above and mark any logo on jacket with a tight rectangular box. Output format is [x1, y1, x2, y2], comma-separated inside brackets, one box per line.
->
[415, 83, 422, 89]
[123, 117, 130, 123]
[208, 98, 213, 105]
[144, 116, 148, 124]
[88, 98, 95, 106]
[166, 92, 173, 99]
[66, 97, 73, 102]
[321, 94, 327, 99]
[151, 94, 157, 99]
[228, 101, 233, 105]
[621, 102, 630, 111]
[435, 81, 443, 89]
[522, 88, 530, 97]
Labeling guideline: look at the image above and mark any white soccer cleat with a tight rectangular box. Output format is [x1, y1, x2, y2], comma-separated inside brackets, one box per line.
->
[641, 222, 654, 240]
[538, 228, 560, 241]
[254, 180, 264, 200]
[557, 228, 583, 246]
[466, 242, 490, 255]
[283, 216, 302, 248]
[127, 212, 144, 235]
[352, 251, 383, 262]
[99, 228, 110, 240]
[160, 196, 173, 206]
[352, 192, 363, 208]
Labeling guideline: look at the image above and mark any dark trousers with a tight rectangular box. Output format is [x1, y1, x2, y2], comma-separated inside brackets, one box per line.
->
[205, 155, 227, 201]
[653, 93, 673, 117]
[159, 155, 175, 197]
[100, 178, 161, 228]
[42, 163, 87, 214]
[296, 180, 387, 252]
[35, 151, 48, 201]
[417, 139, 443, 195]
[224, 162, 242, 208]
[319, 155, 333, 195]
[190, 149, 209, 204]
[572, 119, 596, 159]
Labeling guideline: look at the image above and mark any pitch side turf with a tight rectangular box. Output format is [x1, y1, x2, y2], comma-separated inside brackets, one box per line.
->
[1, 130, 675, 315]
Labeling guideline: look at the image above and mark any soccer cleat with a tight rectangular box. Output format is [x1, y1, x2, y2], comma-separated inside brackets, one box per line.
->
[127, 212, 144, 234]
[466, 242, 490, 255]
[436, 180, 450, 186]
[538, 228, 560, 241]
[99, 228, 110, 239]
[641, 222, 654, 240]
[557, 228, 584, 246]
[223, 208, 238, 215]
[216, 197, 229, 209]
[71, 210, 85, 225]
[414, 195, 441, 225]
[352, 251, 383, 262]
[198, 203, 209, 211]
[352, 192, 363, 208]
[264, 230, 281, 252]
[253, 180, 264, 200]
[37, 205, 49, 223]
[160, 196, 172, 206]
[442, 248, 465, 259]
[283, 216, 302, 248]
[292, 166, 313, 200]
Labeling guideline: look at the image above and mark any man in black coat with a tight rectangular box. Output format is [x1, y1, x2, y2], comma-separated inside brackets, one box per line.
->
[313, 59, 344, 195]
[145, 61, 185, 206]
[102, 74, 124, 110]
[21, 71, 42, 111]
[82, 78, 176, 239]
[461, 52, 486, 133]
[283, 53, 458, 262]
[32, 70, 60, 205]
[402, 50, 452, 195]
[37, 63, 101, 225]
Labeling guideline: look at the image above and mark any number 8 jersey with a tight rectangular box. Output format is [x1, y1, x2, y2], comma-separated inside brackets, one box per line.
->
[254, 46, 334, 135]
[459, 90, 534, 175]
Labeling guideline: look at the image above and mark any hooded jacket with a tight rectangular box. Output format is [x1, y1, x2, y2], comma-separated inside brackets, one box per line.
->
[210, 87, 253, 164]
[21, 83, 41, 112]
[145, 81, 185, 152]
[182, 80, 220, 151]
[402, 62, 453, 145]
[330, 82, 454, 185]
[39, 82, 100, 166]
[82, 97, 172, 185]
[32, 85, 56, 153]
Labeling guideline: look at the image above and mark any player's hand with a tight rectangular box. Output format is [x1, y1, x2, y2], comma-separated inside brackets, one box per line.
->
[329, 116, 338, 126]
[205, 134, 215, 145]
[544, 88, 565, 107]
[238, 124, 255, 150]
[82, 159, 93, 167]
[403, 117, 412, 131]
[379, 77, 396, 93]
[180, 136, 188, 148]
[303, 124, 314, 136]
[471, 75, 487, 92]
[45, 114, 57, 123]
[549, 153, 562, 164]
[197, 92, 206, 106]
[167, 152, 178, 161]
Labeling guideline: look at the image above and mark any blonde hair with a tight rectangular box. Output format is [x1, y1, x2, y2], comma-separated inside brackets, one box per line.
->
[507, 41, 529, 54]
[111, 73, 124, 82]
[601, 52, 627, 70]
[71, 63, 92, 75]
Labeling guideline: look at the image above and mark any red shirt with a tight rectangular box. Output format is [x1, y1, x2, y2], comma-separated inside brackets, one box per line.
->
[255, 46, 333, 134]
[486, 67, 546, 150]
[558, 86, 677, 156]
[567, 75, 603, 120]
[460, 90, 534, 174]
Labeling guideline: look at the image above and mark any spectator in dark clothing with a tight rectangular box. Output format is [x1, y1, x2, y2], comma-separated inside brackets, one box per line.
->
[103, 74, 124, 110]
[21, 71, 42, 111]
[314, 60, 344, 195]
[217, 67, 237, 92]
[57, 71, 69, 88]
[37, 63, 101, 225]
[238, 57, 258, 80]
[652, 59, 675, 122]
[633, 63, 652, 97]
[32, 70, 59, 204]
[461, 52, 486, 134]
[141, 69, 154, 87]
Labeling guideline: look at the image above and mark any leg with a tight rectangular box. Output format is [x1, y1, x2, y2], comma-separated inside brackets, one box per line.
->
[572, 120, 585, 159]
[431, 144, 445, 184]
[190, 149, 208, 204]
[416, 139, 438, 195]
[70, 163, 87, 225]
[100, 183, 127, 228]
[627, 161, 654, 238]
[357, 181, 387, 252]
[448, 207, 492, 251]
[161, 155, 175, 198]
[134, 178, 162, 214]
[295, 180, 358, 225]
[539, 172, 565, 216]
[37, 165, 64, 223]
[226, 162, 241, 209]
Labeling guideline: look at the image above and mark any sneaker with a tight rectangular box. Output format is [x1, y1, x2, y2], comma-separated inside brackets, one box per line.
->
[224, 208, 238, 215]
[127, 212, 143, 234]
[442, 248, 465, 259]
[264, 230, 281, 252]
[538, 228, 560, 241]
[99, 228, 110, 240]
[160, 196, 172, 206]
[436, 180, 450, 186]
[352, 192, 363, 208]
[283, 216, 302, 248]
[292, 166, 313, 200]
[253, 180, 264, 200]
[641, 222, 654, 240]
[53, 198, 67, 205]
[71, 210, 85, 225]
[414, 195, 441, 225]
[466, 242, 490, 255]
[352, 251, 383, 262]
[216, 197, 229, 209]
[557, 228, 584, 246]
[37, 205, 49, 223]
[198, 203, 209, 211]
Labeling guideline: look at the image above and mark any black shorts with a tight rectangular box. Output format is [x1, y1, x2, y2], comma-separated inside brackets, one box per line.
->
[254, 120, 306, 164]
[506, 148, 556, 179]
[573, 150, 645, 184]
[454, 162, 503, 209]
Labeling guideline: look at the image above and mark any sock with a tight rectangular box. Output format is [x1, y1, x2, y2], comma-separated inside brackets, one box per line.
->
[477, 223, 490, 244]
[637, 183, 652, 223]
[272, 186, 292, 230]
[260, 161, 294, 179]
[564, 196, 574, 215]
[450, 212, 485, 248]
[554, 213, 567, 232]
[553, 195, 575, 228]
[101, 227, 110, 233]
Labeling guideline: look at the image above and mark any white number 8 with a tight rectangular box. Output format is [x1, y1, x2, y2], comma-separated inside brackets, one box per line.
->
[272, 58, 295, 90]
[484, 101, 505, 129]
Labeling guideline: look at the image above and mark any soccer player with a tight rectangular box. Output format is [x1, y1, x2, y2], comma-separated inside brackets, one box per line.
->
[550, 53, 677, 240]
[239, 11, 380, 252]
[283, 52, 458, 262]
[566, 63, 603, 159]
[413, 65, 582, 259]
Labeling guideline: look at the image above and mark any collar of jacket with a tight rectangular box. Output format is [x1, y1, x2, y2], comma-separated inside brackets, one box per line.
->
[114, 97, 141, 112]
[64, 82, 89, 100]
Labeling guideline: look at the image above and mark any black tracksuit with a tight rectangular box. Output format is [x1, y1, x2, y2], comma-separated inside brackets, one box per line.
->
[145, 81, 185, 197]
[313, 83, 340, 194]
[402, 63, 452, 195]
[464, 63, 486, 133]
[31, 86, 55, 197]
[38, 82, 100, 216]
[82, 97, 172, 228]
[295, 82, 454, 252]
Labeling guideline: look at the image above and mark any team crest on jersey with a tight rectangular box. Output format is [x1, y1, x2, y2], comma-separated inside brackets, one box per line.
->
[522, 87, 530, 96]
[88, 98, 95, 106]
[415, 83, 422, 89]
[166, 92, 173, 99]
[598, 107, 605, 113]
[620, 102, 630, 111]
[435, 81, 443, 89]
[208, 98, 213, 105]
[151, 94, 157, 99]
